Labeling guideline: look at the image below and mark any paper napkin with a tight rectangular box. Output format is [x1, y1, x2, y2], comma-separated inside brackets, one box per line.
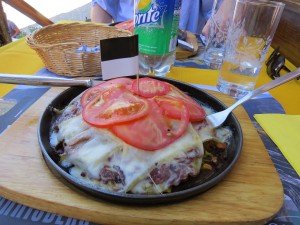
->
[254, 114, 300, 176]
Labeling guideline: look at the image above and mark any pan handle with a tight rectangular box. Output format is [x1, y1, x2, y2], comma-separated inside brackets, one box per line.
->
[0, 74, 93, 87]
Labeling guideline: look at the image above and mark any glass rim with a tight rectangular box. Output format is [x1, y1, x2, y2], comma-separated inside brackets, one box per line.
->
[238, 0, 285, 8]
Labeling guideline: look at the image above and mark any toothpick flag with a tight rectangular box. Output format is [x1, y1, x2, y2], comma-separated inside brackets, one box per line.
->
[100, 35, 139, 80]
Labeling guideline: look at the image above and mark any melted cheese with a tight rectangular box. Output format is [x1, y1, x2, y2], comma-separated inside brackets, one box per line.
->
[51, 113, 204, 193]
[50, 95, 232, 194]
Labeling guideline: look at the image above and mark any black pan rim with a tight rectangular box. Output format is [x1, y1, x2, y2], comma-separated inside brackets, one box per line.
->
[38, 76, 243, 205]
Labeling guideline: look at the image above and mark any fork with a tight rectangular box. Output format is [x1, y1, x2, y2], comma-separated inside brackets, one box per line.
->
[206, 67, 300, 128]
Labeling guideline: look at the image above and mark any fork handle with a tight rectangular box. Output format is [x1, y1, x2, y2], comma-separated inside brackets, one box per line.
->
[226, 67, 300, 112]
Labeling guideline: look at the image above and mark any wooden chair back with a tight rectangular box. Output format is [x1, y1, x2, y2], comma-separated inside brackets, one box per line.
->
[272, 0, 300, 67]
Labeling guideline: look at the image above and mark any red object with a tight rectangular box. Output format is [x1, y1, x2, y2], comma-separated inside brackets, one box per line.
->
[114, 20, 134, 33]
[82, 87, 149, 128]
[167, 86, 206, 122]
[112, 99, 189, 150]
[132, 77, 171, 98]
[81, 77, 206, 150]
[80, 78, 133, 107]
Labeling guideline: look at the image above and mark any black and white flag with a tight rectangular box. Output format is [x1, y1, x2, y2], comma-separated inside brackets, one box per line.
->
[100, 35, 138, 80]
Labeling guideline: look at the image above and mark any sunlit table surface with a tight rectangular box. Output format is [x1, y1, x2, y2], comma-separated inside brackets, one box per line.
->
[0, 37, 299, 225]
[1, 38, 299, 114]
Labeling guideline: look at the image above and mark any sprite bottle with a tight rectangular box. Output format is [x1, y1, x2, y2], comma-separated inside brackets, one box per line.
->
[134, 0, 182, 76]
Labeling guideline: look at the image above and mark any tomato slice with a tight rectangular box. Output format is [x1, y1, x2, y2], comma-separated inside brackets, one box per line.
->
[153, 95, 188, 120]
[80, 78, 133, 107]
[167, 86, 206, 122]
[131, 77, 171, 98]
[80, 77, 204, 150]
[82, 87, 149, 127]
[111, 99, 189, 150]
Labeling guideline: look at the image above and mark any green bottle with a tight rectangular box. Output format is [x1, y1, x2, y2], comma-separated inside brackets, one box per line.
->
[134, 0, 182, 77]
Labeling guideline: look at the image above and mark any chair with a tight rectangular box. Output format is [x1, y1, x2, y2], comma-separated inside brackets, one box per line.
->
[0, 1, 11, 46]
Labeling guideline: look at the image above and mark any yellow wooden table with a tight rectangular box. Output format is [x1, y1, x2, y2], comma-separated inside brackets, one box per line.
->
[0, 37, 299, 114]
[0, 36, 297, 225]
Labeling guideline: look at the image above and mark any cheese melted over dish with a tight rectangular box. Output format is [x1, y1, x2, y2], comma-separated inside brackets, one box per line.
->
[50, 83, 231, 194]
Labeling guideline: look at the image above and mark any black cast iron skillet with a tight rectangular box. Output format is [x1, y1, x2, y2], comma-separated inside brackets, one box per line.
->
[38, 76, 243, 205]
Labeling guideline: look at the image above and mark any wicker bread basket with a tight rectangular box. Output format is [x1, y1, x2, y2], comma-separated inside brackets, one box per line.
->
[26, 23, 132, 77]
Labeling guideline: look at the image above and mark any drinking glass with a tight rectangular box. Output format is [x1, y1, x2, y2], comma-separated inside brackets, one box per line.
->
[217, 0, 285, 98]
[204, 0, 236, 69]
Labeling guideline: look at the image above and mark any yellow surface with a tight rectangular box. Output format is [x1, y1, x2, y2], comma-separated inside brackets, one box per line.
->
[0, 36, 299, 114]
[254, 114, 300, 176]
[0, 38, 44, 97]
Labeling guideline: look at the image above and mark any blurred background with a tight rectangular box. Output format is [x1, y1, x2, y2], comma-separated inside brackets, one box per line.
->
[2, 0, 91, 38]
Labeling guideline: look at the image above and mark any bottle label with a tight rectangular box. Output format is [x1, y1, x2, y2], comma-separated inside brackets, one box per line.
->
[134, 0, 181, 55]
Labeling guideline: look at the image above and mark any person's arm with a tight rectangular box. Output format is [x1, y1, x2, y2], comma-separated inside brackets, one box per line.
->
[91, 3, 112, 23]
[11, 24, 20, 38]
